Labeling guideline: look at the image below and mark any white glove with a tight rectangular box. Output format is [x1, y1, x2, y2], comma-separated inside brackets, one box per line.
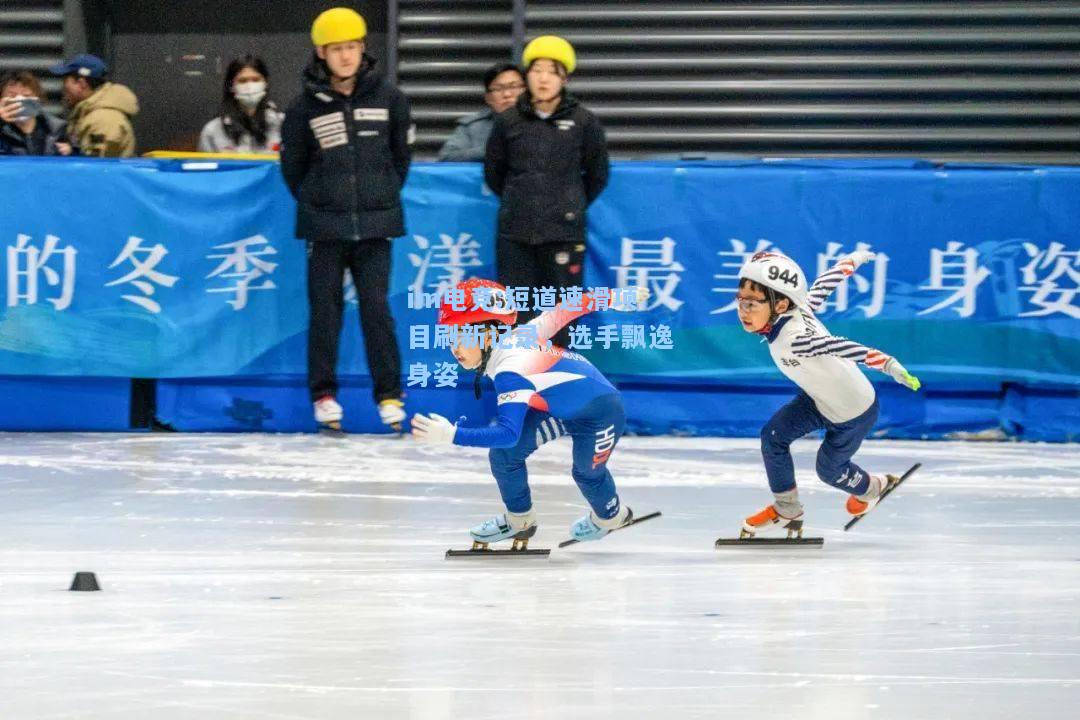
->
[610, 285, 651, 311]
[410, 412, 458, 444]
[846, 249, 877, 269]
[884, 357, 921, 391]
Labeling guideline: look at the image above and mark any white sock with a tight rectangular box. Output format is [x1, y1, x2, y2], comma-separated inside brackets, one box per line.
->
[857, 475, 885, 502]
[773, 488, 804, 518]
[506, 508, 536, 531]
[593, 504, 630, 530]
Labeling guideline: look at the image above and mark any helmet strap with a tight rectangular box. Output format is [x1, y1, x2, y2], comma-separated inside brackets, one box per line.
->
[764, 286, 781, 325]
[473, 345, 493, 399]
[472, 324, 496, 399]
[754, 286, 782, 336]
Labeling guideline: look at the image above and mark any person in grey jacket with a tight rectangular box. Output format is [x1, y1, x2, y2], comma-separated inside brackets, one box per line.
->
[199, 55, 284, 154]
[437, 63, 524, 161]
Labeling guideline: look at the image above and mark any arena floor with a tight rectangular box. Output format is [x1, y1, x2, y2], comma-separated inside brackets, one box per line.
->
[1, 433, 1076, 719]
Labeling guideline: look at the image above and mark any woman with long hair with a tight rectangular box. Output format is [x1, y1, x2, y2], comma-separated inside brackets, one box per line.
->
[198, 54, 284, 153]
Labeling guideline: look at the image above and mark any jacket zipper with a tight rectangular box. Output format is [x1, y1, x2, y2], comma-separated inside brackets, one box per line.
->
[343, 96, 361, 241]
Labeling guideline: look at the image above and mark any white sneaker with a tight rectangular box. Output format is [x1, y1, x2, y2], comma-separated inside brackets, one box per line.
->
[313, 395, 343, 424]
[378, 398, 406, 426]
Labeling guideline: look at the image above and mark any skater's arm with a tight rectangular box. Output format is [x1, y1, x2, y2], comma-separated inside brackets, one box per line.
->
[791, 332, 921, 390]
[452, 373, 534, 448]
[529, 286, 650, 344]
[529, 300, 596, 344]
[806, 250, 875, 313]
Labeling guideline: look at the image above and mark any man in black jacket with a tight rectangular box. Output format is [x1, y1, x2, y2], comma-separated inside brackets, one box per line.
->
[280, 7, 412, 431]
[484, 35, 609, 346]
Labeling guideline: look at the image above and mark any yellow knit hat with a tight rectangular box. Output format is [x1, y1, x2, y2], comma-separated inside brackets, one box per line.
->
[522, 35, 576, 74]
[311, 7, 367, 46]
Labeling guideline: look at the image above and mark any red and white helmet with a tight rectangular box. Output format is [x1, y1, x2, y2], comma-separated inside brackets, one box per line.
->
[437, 278, 519, 326]
[738, 251, 809, 309]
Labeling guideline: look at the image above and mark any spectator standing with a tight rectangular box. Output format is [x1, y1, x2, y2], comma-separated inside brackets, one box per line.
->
[50, 54, 139, 158]
[280, 7, 413, 432]
[484, 36, 609, 346]
[437, 63, 524, 161]
[199, 55, 285, 154]
[0, 71, 72, 156]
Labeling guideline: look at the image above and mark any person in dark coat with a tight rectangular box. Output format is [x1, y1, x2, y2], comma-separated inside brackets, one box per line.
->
[280, 7, 413, 431]
[484, 35, 609, 346]
[0, 71, 73, 156]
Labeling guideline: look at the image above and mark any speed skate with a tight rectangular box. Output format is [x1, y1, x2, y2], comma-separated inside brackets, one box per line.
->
[445, 523, 550, 559]
[844, 462, 921, 531]
[714, 519, 825, 548]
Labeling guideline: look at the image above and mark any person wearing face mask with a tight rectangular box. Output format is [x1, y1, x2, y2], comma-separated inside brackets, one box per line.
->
[484, 36, 609, 348]
[0, 70, 73, 156]
[198, 55, 284, 154]
[280, 7, 413, 433]
[437, 63, 525, 162]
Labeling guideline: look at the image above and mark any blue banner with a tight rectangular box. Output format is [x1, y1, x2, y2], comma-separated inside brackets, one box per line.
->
[0, 157, 1076, 389]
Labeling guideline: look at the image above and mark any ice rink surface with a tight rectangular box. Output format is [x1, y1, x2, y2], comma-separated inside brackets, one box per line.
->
[0, 432, 1076, 719]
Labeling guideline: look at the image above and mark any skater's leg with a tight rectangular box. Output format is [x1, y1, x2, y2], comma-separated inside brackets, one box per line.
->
[761, 393, 826, 508]
[487, 410, 552, 513]
[565, 396, 627, 541]
[741, 393, 826, 536]
[306, 240, 347, 402]
[816, 398, 880, 496]
[472, 411, 553, 544]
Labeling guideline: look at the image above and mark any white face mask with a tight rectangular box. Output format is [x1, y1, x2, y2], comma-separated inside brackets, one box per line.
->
[234, 80, 267, 109]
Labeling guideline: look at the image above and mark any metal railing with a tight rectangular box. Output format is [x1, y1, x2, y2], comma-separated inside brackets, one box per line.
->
[393, 0, 1080, 163]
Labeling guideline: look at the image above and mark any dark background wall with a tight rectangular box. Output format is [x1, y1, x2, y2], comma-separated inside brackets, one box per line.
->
[81, 0, 388, 152]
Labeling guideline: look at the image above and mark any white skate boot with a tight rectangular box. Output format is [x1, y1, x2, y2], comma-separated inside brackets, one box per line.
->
[314, 395, 343, 432]
[378, 398, 406, 431]
[469, 509, 538, 551]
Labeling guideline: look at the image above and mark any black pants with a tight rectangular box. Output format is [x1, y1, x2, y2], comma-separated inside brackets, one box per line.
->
[307, 238, 401, 403]
[496, 238, 585, 347]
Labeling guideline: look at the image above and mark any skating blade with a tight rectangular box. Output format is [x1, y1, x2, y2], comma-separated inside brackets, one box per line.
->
[445, 548, 550, 559]
[714, 537, 824, 548]
[843, 462, 921, 531]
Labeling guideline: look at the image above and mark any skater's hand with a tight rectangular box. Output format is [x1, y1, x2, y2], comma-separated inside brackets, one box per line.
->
[610, 285, 651, 311]
[885, 358, 921, 391]
[846, 249, 876, 268]
[410, 412, 457, 444]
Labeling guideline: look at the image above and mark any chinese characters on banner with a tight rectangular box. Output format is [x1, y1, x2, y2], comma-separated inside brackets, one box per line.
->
[0, 160, 1075, 383]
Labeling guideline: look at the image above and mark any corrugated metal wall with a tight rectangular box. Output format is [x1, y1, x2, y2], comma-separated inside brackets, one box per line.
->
[396, 1, 515, 155]
[0, 0, 66, 102]
[396, 0, 1080, 163]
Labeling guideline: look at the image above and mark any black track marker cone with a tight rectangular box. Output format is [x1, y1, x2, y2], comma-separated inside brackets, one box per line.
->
[69, 572, 101, 592]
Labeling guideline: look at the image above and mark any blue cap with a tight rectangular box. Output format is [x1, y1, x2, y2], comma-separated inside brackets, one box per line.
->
[49, 54, 107, 79]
